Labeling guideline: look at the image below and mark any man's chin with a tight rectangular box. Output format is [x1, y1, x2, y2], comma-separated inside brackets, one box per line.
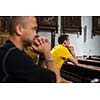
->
[24, 42, 32, 47]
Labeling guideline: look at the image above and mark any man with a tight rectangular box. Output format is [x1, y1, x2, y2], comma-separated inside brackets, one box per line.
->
[0, 16, 61, 83]
[51, 34, 78, 70]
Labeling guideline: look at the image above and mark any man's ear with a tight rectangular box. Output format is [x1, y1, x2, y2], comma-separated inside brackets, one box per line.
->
[63, 40, 66, 44]
[16, 24, 24, 36]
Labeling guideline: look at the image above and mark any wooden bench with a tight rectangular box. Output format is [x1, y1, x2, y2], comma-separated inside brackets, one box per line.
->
[78, 58, 100, 66]
[61, 62, 100, 83]
[87, 57, 100, 61]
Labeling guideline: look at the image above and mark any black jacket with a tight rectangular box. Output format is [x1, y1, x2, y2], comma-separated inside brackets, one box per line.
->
[0, 40, 56, 83]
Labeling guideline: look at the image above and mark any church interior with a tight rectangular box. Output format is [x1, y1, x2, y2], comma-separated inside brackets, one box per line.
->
[0, 16, 100, 83]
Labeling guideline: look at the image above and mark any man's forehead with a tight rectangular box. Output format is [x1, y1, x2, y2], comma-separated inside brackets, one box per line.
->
[27, 16, 37, 26]
[28, 16, 36, 21]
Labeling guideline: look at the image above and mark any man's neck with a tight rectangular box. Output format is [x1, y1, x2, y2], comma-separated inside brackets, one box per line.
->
[9, 36, 24, 51]
[61, 43, 66, 47]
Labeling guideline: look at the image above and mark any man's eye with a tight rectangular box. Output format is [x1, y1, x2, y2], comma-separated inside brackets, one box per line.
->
[32, 28, 36, 32]
[32, 27, 38, 32]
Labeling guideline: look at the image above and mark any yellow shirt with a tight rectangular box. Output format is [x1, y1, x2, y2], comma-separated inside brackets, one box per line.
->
[51, 44, 72, 70]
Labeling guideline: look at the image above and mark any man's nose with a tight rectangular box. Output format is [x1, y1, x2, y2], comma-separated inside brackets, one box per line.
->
[34, 31, 37, 35]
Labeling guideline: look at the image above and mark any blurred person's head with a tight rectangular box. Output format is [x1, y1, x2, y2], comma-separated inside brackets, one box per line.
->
[58, 34, 70, 47]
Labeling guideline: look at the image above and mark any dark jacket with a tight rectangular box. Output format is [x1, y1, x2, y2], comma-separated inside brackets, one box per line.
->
[0, 40, 56, 83]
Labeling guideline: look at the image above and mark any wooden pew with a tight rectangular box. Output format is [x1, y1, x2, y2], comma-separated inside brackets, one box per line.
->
[92, 55, 100, 58]
[78, 58, 100, 66]
[61, 62, 100, 83]
[87, 57, 100, 61]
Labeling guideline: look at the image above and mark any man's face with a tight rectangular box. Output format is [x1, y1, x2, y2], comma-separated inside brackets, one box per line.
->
[21, 17, 38, 47]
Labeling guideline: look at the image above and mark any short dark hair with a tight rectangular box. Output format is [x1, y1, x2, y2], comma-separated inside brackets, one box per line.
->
[8, 16, 31, 35]
[58, 34, 69, 44]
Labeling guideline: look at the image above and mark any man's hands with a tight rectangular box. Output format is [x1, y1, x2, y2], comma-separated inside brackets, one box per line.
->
[67, 45, 74, 54]
[30, 36, 51, 55]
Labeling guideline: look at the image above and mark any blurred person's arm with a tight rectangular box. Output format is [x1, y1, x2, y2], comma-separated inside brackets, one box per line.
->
[31, 36, 61, 83]
[67, 46, 78, 66]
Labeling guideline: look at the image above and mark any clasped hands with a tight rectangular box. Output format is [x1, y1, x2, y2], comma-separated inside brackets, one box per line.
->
[30, 35, 51, 55]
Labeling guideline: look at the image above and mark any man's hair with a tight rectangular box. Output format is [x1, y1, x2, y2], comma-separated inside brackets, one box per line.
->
[8, 16, 31, 35]
[58, 34, 69, 44]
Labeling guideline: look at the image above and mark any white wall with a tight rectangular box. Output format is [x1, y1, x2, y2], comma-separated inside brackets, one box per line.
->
[38, 16, 100, 56]
[69, 16, 100, 56]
